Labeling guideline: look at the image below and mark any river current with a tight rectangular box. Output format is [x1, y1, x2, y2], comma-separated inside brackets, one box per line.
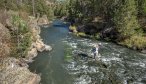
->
[29, 20, 146, 84]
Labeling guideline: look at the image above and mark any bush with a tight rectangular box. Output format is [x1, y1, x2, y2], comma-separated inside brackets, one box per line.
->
[77, 32, 86, 37]
[120, 35, 146, 49]
[114, 0, 141, 39]
[11, 15, 32, 58]
[69, 26, 77, 33]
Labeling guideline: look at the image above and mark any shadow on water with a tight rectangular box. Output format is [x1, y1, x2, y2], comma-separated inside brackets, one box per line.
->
[29, 20, 146, 84]
[29, 20, 72, 84]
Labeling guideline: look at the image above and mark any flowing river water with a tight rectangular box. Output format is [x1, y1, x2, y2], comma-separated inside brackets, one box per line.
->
[29, 20, 146, 84]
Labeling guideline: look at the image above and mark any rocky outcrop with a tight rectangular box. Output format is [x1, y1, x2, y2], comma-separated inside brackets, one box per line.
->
[26, 48, 38, 62]
[35, 40, 46, 52]
[37, 15, 50, 26]
[0, 57, 40, 84]
[0, 23, 11, 57]
[26, 17, 52, 61]
[77, 24, 98, 35]
[45, 44, 52, 51]
[0, 14, 52, 84]
[32, 40, 52, 52]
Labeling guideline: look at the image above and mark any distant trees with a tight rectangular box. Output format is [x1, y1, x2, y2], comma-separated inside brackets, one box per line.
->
[136, 0, 146, 16]
[114, 0, 141, 39]
[0, 0, 55, 18]
[57, 0, 146, 50]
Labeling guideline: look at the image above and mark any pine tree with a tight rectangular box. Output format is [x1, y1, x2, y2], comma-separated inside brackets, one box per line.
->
[114, 0, 141, 39]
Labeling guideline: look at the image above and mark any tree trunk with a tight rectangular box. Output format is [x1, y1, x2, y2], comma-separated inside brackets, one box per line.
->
[32, 0, 35, 17]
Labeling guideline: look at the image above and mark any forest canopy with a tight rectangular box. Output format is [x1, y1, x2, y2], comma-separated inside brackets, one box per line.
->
[54, 0, 146, 50]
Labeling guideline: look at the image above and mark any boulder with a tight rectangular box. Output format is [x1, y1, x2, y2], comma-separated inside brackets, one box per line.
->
[45, 45, 52, 51]
[0, 57, 41, 84]
[27, 48, 38, 59]
[35, 40, 45, 52]
[37, 15, 49, 25]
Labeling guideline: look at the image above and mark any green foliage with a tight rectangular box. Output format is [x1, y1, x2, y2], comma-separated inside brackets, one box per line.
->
[11, 15, 31, 58]
[12, 15, 29, 34]
[142, 0, 146, 15]
[113, 0, 141, 38]
[66, 0, 119, 22]
[54, 2, 69, 17]
[0, 0, 55, 19]
[35, 0, 54, 18]
[120, 35, 146, 49]
[136, 0, 146, 16]
[65, 0, 146, 50]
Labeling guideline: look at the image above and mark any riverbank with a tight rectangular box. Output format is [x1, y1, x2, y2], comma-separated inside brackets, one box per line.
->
[28, 21, 146, 84]
[68, 23, 146, 53]
[0, 10, 52, 84]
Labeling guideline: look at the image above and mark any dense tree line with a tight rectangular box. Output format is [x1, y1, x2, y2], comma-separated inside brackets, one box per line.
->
[55, 0, 146, 50]
[0, 0, 57, 58]
[0, 0, 146, 50]
[0, 0, 55, 18]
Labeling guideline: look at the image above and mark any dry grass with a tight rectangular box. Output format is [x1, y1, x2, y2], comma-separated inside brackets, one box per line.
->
[19, 11, 29, 21]
[120, 35, 146, 50]
[0, 23, 11, 57]
[0, 10, 10, 26]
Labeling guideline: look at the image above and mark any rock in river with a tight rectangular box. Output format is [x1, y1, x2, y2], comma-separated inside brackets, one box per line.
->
[45, 44, 52, 51]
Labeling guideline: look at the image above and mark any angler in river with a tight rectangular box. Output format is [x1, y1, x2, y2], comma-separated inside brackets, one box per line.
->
[75, 43, 101, 62]
[29, 20, 146, 84]
[91, 44, 100, 59]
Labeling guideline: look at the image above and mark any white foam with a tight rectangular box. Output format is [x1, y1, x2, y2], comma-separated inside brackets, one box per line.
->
[101, 57, 122, 62]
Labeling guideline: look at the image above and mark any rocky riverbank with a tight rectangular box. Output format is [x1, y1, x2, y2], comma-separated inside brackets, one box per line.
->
[0, 12, 52, 84]
[26, 16, 52, 62]
[69, 23, 146, 53]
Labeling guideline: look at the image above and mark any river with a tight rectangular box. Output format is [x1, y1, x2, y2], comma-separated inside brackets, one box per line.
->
[29, 20, 146, 84]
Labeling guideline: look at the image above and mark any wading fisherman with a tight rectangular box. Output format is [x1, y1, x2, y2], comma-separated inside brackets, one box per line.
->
[91, 44, 99, 59]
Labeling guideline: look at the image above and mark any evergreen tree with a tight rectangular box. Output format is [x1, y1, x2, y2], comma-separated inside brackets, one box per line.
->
[114, 0, 141, 39]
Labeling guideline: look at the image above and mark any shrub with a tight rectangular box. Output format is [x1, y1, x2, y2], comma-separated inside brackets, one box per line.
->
[11, 15, 31, 58]
[69, 26, 77, 33]
[120, 35, 146, 49]
[114, 0, 141, 39]
[77, 32, 86, 37]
